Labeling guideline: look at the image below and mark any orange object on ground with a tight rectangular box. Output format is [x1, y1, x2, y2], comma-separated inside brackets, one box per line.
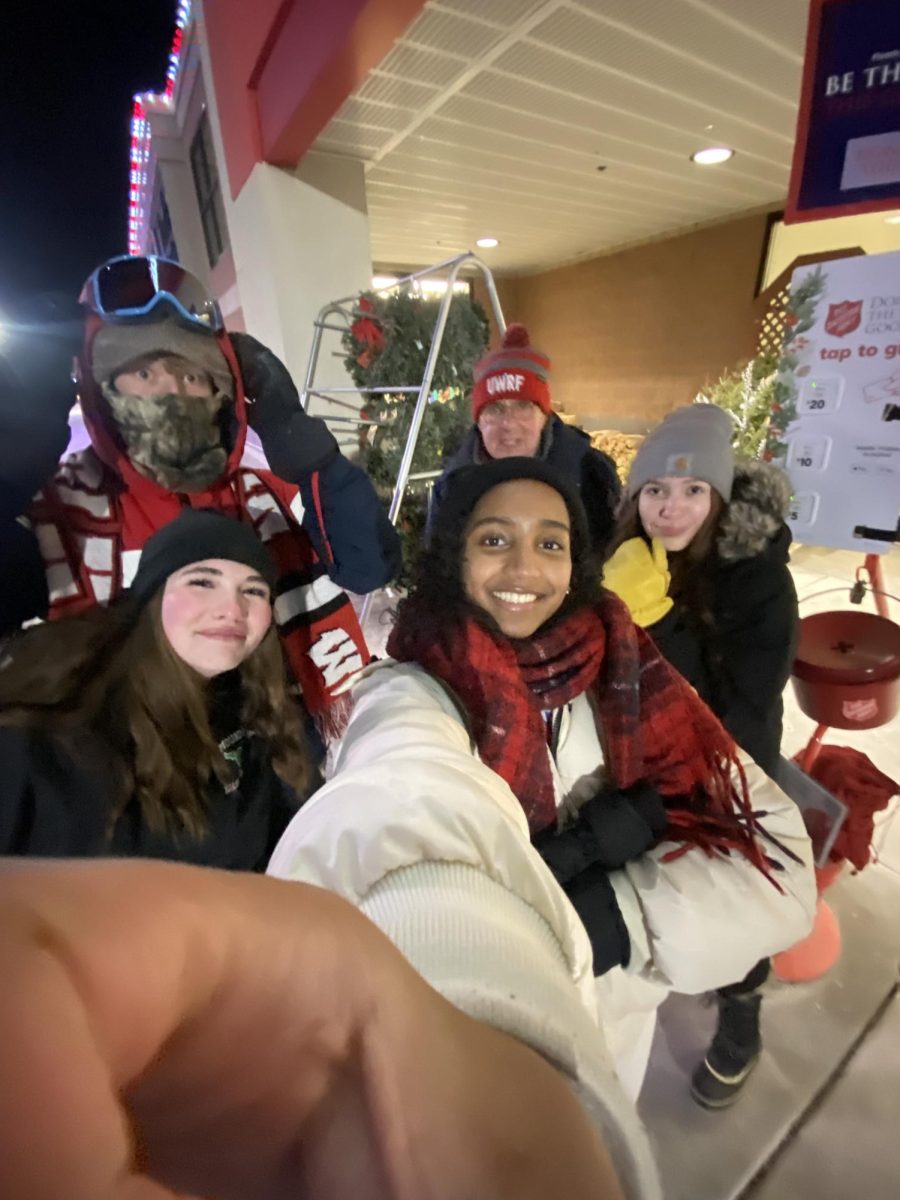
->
[773, 863, 844, 983]
[773, 746, 898, 983]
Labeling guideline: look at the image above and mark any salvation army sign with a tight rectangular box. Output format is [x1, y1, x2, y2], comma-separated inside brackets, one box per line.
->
[786, 0, 900, 223]
[766, 251, 900, 555]
[825, 299, 863, 337]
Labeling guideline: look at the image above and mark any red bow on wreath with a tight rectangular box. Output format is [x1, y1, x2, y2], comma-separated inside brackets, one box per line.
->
[351, 297, 385, 369]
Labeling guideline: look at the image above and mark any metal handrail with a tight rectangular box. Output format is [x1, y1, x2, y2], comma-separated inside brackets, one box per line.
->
[314, 321, 355, 335]
[383, 253, 505, 523]
[315, 414, 389, 427]
[304, 392, 367, 414]
[300, 302, 350, 414]
[311, 385, 422, 395]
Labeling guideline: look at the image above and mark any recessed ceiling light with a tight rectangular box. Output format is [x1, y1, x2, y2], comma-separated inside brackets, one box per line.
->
[476, 237, 499, 248]
[884, 213, 900, 224]
[691, 146, 734, 166]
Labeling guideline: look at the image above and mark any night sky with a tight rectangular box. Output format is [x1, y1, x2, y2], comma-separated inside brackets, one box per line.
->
[0, 0, 177, 313]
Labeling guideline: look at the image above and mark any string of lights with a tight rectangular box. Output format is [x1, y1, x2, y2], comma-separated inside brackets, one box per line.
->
[127, 0, 192, 254]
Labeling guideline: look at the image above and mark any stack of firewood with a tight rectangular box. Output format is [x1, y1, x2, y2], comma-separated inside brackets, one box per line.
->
[555, 412, 644, 481]
[588, 430, 644, 482]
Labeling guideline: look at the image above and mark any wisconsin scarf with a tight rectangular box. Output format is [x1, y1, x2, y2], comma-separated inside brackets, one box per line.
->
[27, 450, 366, 726]
[388, 590, 778, 877]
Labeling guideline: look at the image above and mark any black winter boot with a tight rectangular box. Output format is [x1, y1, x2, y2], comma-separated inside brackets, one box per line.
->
[691, 991, 762, 1109]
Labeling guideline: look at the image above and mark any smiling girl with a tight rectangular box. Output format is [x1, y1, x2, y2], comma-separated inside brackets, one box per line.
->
[607, 404, 798, 776]
[0, 509, 310, 867]
[605, 403, 799, 1109]
[269, 457, 813, 1104]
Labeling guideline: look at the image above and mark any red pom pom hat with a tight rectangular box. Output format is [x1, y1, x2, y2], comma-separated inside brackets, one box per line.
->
[472, 323, 552, 422]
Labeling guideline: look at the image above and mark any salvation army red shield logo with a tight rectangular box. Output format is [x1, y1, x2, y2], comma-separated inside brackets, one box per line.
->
[825, 300, 863, 337]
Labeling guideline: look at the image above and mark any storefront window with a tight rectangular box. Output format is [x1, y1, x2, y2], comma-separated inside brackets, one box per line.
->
[190, 111, 229, 268]
[150, 181, 179, 261]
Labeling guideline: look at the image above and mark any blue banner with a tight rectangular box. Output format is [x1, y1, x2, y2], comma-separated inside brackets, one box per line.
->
[787, 0, 900, 223]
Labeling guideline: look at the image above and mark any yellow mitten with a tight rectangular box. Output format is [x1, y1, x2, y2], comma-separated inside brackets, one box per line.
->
[602, 537, 673, 627]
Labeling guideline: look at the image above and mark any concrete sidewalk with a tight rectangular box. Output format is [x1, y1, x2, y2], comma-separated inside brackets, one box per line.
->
[640, 544, 900, 1200]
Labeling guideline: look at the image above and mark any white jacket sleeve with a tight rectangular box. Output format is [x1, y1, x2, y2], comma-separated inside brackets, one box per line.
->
[268, 662, 660, 1200]
[609, 752, 817, 994]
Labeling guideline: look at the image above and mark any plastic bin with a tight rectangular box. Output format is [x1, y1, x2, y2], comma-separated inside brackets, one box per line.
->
[791, 610, 900, 729]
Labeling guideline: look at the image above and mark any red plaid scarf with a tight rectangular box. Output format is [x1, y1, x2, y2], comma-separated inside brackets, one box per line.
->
[388, 591, 776, 875]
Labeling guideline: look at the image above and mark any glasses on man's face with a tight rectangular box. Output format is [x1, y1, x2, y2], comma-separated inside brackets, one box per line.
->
[480, 400, 539, 424]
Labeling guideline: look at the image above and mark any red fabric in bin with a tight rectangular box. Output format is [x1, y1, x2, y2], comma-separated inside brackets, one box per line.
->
[798, 746, 899, 871]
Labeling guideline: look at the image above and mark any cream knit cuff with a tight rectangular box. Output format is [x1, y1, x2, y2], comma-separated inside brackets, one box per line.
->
[360, 860, 661, 1200]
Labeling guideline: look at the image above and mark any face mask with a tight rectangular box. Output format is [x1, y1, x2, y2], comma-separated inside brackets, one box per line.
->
[102, 385, 229, 492]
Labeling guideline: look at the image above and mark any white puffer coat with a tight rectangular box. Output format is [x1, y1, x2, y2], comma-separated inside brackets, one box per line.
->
[269, 661, 815, 1196]
[547, 677, 814, 1093]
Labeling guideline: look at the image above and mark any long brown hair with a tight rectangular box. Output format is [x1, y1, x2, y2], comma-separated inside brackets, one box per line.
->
[607, 489, 725, 627]
[0, 596, 311, 839]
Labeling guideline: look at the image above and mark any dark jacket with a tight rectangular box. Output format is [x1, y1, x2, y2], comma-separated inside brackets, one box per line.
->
[649, 460, 798, 775]
[0, 675, 300, 868]
[428, 415, 621, 552]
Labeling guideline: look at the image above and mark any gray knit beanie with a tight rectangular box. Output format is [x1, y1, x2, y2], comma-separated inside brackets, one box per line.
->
[90, 318, 233, 397]
[627, 404, 735, 500]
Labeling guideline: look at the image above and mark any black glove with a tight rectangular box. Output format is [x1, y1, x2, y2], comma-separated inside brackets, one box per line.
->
[627, 781, 668, 839]
[533, 781, 667, 880]
[229, 332, 338, 478]
[563, 862, 631, 976]
[532, 784, 667, 976]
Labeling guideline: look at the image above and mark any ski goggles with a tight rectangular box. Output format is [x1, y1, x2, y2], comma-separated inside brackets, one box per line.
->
[78, 255, 224, 332]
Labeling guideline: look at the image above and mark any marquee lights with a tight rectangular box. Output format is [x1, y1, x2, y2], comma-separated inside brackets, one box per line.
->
[165, 2, 192, 96]
[127, 1, 193, 254]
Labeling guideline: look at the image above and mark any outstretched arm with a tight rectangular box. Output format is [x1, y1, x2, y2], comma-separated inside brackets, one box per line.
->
[0, 859, 633, 1200]
[269, 665, 661, 1199]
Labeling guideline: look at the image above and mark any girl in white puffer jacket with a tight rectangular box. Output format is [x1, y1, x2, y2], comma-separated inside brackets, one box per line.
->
[269, 458, 815, 1197]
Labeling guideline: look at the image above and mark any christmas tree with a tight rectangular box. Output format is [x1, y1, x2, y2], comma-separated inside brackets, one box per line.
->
[694, 354, 779, 459]
[765, 265, 827, 462]
[342, 288, 489, 581]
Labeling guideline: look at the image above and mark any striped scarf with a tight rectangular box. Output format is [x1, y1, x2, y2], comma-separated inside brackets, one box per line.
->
[27, 449, 366, 725]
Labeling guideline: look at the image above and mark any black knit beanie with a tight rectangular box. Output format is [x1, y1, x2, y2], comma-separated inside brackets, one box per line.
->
[435, 456, 590, 548]
[130, 509, 276, 604]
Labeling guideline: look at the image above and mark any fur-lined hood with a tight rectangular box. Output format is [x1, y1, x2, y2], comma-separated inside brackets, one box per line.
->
[716, 459, 793, 563]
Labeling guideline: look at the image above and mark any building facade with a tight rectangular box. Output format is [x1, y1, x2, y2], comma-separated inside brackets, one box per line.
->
[126, 1, 899, 428]
[127, 0, 427, 391]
